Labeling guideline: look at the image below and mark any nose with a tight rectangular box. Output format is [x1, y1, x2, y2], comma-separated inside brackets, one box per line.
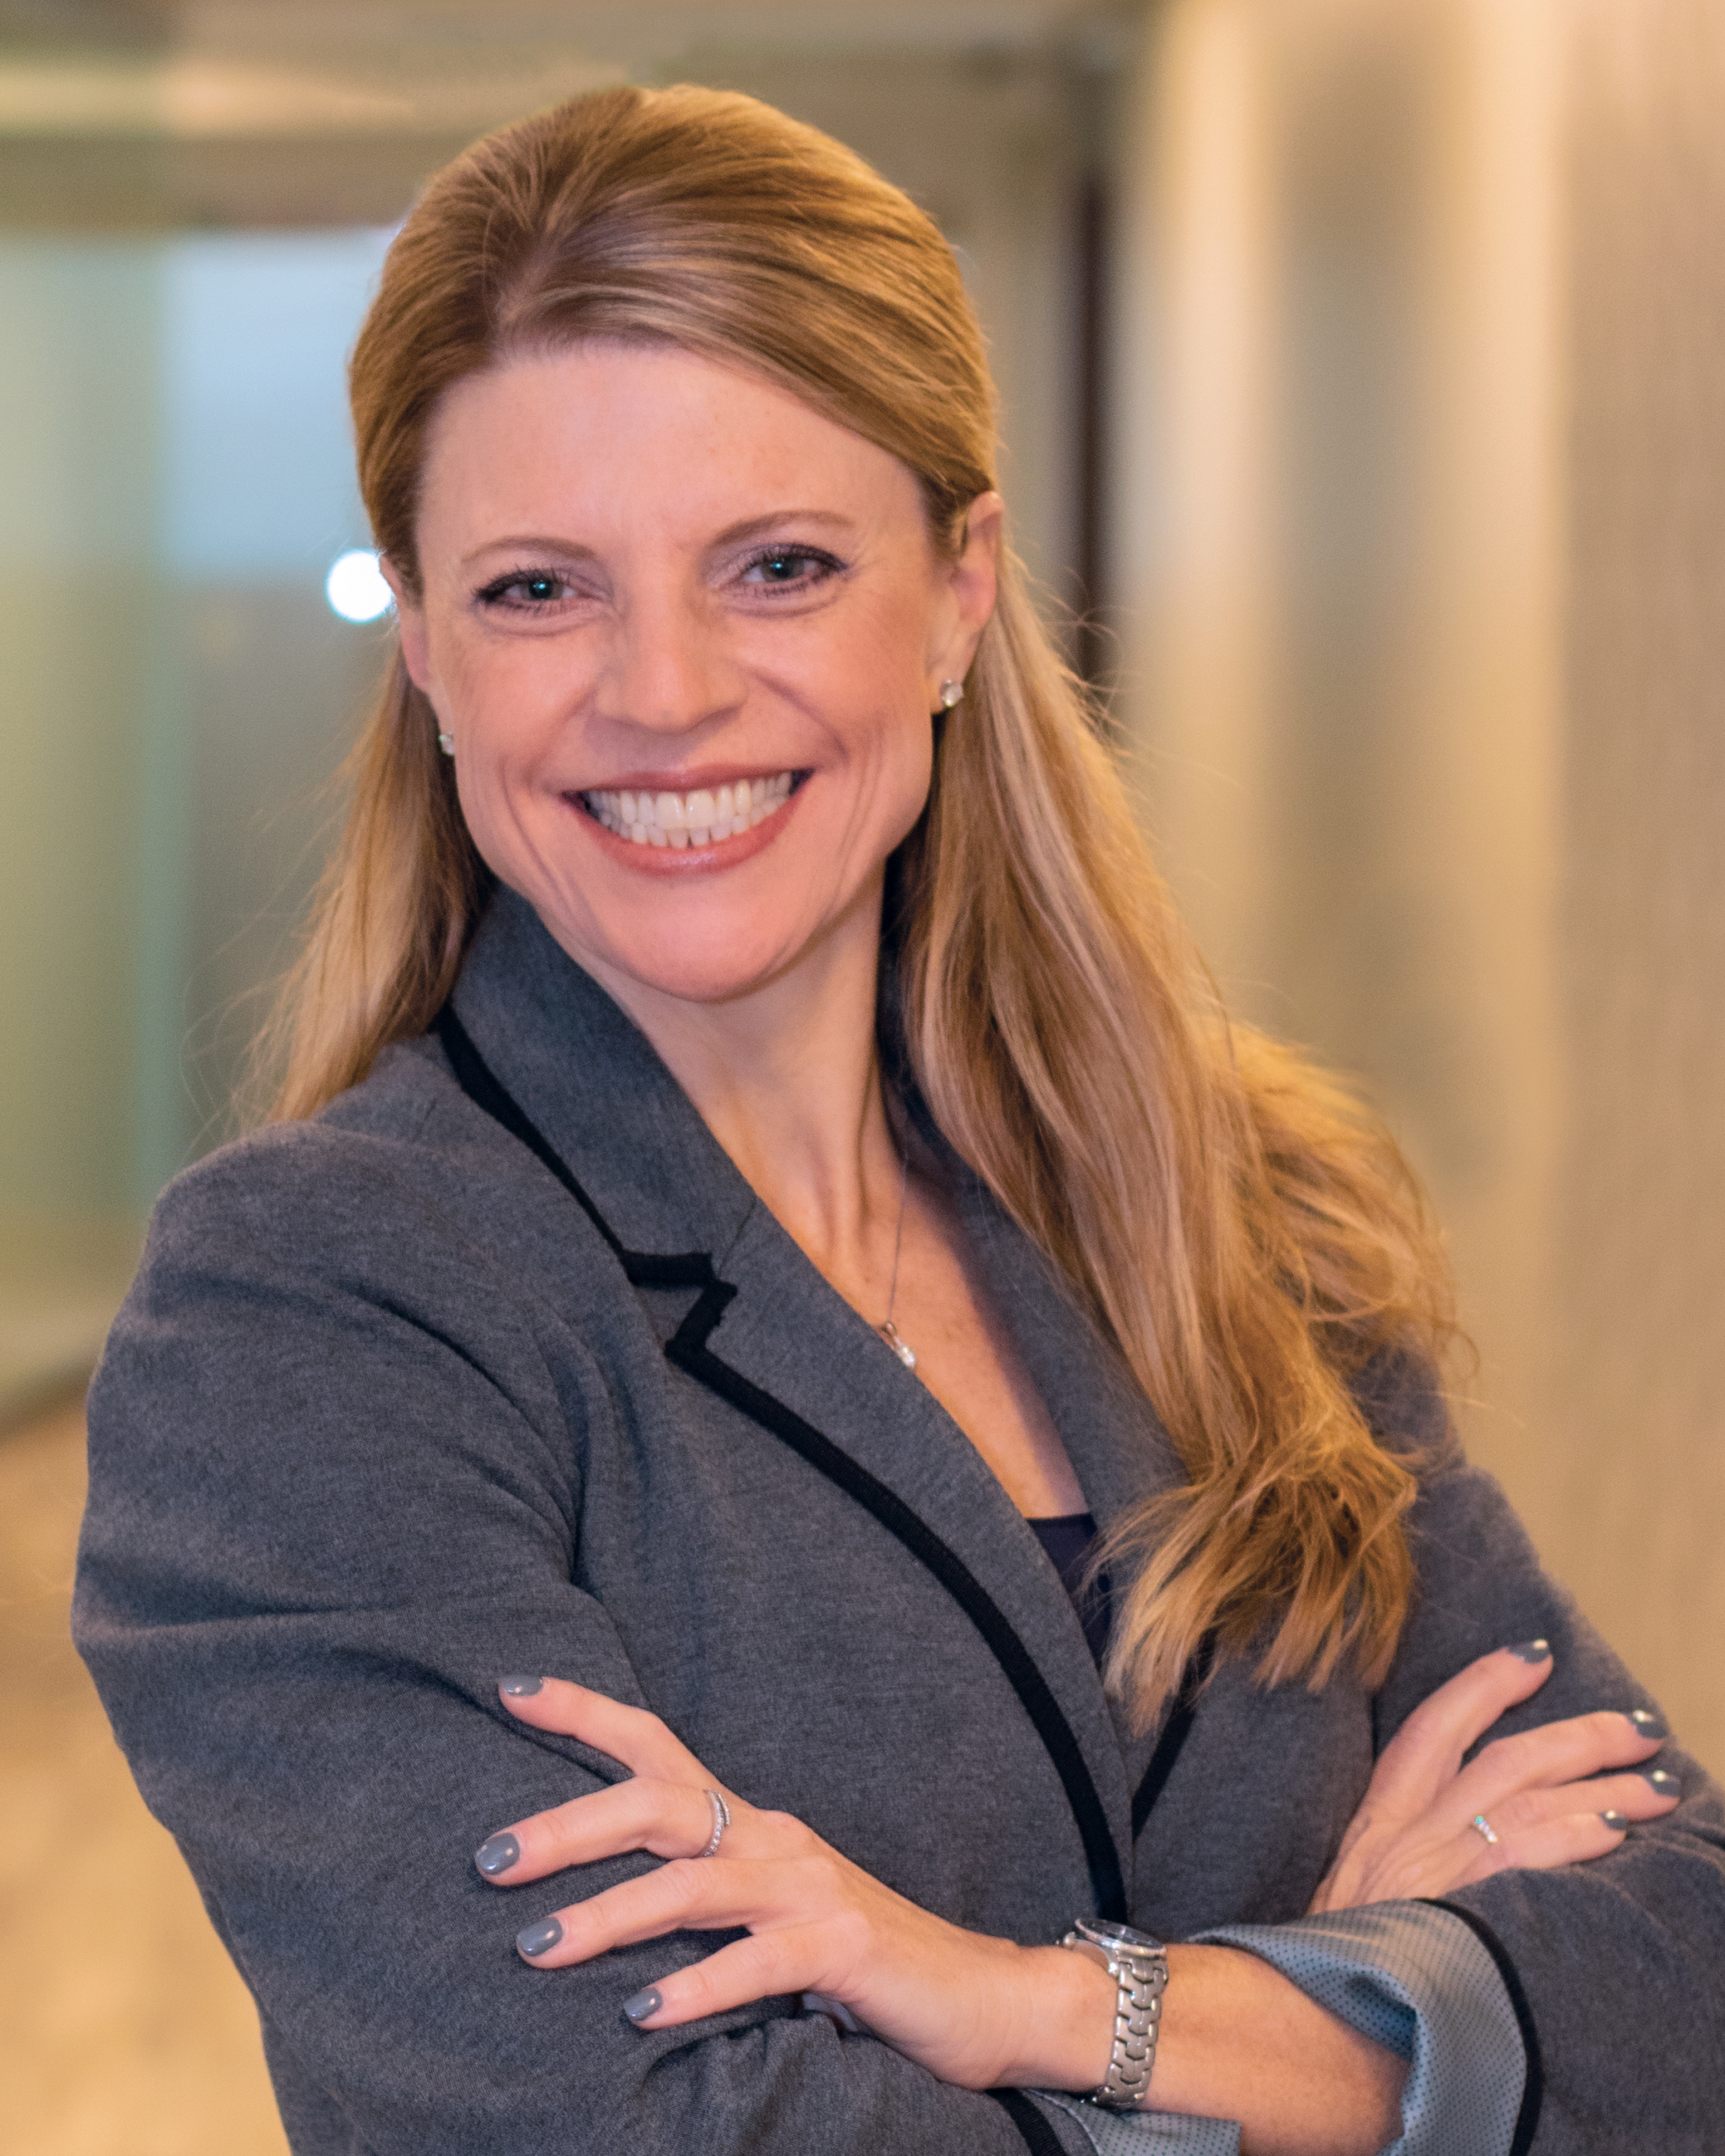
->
[596, 580, 745, 738]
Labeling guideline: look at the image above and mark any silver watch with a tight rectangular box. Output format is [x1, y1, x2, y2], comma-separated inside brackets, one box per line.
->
[1058, 1919, 1168, 2111]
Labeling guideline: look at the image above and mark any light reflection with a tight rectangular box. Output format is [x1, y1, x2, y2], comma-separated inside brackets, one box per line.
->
[324, 548, 393, 623]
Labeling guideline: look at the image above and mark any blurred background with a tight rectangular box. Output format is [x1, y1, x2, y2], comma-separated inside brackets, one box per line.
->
[2, 0, 1721, 2148]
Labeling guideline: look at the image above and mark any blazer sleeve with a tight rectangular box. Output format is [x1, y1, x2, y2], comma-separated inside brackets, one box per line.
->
[1368, 1365, 1725, 2153]
[72, 1129, 1076, 2156]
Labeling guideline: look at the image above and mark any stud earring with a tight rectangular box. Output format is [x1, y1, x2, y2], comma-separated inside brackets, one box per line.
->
[437, 731, 455, 757]
[937, 679, 964, 710]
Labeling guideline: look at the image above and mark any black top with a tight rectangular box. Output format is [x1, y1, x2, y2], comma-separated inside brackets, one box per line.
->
[1028, 1513, 1110, 1665]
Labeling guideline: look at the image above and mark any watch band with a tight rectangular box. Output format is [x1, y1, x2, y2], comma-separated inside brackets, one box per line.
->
[1058, 1919, 1169, 2111]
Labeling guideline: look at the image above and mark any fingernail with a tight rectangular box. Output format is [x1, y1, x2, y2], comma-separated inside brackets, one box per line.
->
[475, 1833, 520, 1877]
[516, 1919, 563, 1958]
[1627, 1708, 1668, 1739]
[500, 1675, 544, 1697]
[1639, 1768, 1681, 1797]
[1509, 1638, 1551, 1662]
[1600, 1811, 1628, 1831]
[622, 1987, 662, 2025]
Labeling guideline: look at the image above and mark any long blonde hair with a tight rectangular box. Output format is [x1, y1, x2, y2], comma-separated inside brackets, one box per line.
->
[269, 83, 1453, 1723]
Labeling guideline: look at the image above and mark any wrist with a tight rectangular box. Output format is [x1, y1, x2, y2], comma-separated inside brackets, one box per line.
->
[1001, 1942, 1118, 2091]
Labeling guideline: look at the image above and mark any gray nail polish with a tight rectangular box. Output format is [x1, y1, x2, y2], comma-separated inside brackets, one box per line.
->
[1639, 1769, 1680, 1796]
[516, 1918, 563, 1958]
[500, 1675, 544, 1697]
[1509, 1638, 1551, 1662]
[1627, 1708, 1668, 1739]
[1600, 1811, 1628, 1831]
[475, 1833, 520, 1877]
[622, 1988, 663, 2025]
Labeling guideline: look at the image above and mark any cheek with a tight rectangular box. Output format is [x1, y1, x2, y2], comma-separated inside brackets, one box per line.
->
[879, 712, 936, 837]
[435, 632, 582, 767]
[433, 645, 572, 874]
[809, 601, 936, 783]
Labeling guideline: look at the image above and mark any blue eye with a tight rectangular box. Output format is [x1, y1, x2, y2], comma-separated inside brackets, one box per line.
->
[475, 568, 573, 609]
[740, 547, 842, 590]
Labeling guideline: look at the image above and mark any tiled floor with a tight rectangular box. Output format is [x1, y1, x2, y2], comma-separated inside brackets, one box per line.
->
[1, 1399, 288, 2156]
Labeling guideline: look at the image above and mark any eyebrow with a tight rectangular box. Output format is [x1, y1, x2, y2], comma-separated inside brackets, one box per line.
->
[711, 509, 856, 546]
[460, 509, 857, 570]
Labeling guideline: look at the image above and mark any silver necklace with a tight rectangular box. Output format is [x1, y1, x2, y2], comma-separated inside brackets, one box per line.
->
[876, 1144, 917, 1371]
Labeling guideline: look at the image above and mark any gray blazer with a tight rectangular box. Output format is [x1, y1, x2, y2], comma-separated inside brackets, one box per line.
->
[75, 889, 1725, 2155]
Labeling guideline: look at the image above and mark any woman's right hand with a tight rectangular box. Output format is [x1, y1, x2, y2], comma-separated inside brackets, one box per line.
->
[1308, 1643, 1681, 1913]
[477, 1678, 1120, 2093]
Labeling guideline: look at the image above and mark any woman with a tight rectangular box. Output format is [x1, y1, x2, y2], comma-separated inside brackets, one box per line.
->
[75, 85, 1721, 2156]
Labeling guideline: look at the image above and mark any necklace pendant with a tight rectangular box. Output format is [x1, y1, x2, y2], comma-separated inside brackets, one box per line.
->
[877, 1319, 917, 1372]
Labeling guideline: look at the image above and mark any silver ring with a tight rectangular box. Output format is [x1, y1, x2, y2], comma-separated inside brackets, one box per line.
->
[698, 1788, 730, 1859]
[1471, 1813, 1499, 1846]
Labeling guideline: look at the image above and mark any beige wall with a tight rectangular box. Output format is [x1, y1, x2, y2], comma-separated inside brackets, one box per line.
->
[1547, 0, 1725, 1776]
[1110, 0, 1724, 1770]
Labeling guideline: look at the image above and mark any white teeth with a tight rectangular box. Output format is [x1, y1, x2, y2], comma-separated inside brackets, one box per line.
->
[581, 771, 798, 848]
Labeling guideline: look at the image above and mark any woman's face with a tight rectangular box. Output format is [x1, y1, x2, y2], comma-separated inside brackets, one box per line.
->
[393, 343, 1000, 1012]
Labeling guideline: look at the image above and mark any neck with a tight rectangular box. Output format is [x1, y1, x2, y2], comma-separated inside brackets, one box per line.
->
[580, 881, 905, 1276]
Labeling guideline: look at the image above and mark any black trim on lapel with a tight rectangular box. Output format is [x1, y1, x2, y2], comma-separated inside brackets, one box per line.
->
[1130, 1630, 1218, 1841]
[664, 1291, 1125, 1925]
[435, 1003, 1129, 1925]
[437, 1003, 708, 1291]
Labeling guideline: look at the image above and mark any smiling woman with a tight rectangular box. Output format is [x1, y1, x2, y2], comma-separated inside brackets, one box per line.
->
[386, 343, 991, 1019]
[73, 80, 1724, 2156]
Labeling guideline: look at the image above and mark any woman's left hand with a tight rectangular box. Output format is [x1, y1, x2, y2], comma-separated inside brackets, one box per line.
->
[1306, 1645, 1677, 1913]
[474, 1678, 1112, 2093]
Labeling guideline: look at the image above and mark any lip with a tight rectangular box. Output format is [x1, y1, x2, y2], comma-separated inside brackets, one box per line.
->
[580, 762, 799, 795]
[563, 774, 805, 876]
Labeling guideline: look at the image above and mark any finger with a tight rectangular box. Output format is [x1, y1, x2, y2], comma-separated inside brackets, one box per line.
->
[1311, 1761, 1680, 1913]
[1455, 1710, 1664, 1821]
[1360, 1644, 1557, 1820]
[496, 1677, 709, 1785]
[1462, 1766, 1680, 1840]
[515, 1854, 840, 1968]
[617, 1922, 846, 2031]
[477, 1777, 756, 1885]
[1453, 1804, 1642, 1886]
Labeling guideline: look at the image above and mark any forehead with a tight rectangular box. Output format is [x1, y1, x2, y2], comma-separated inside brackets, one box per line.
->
[415, 341, 924, 543]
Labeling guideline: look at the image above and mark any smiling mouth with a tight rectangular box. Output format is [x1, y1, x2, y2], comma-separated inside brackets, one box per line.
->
[579, 771, 798, 849]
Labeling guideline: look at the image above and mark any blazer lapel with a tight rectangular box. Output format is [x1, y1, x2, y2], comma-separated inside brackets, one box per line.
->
[450, 889, 756, 1262]
[950, 1180, 1199, 1826]
[694, 1193, 1136, 1913]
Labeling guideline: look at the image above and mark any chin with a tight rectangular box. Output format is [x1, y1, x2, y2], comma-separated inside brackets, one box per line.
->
[563, 915, 815, 1010]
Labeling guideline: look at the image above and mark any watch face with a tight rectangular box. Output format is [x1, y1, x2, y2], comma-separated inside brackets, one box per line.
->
[1085, 1920, 1166, 1954]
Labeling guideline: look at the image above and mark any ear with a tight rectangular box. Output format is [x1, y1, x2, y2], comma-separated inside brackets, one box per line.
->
[928, 491, 1003, 701]
[380, 556, 434, 691]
